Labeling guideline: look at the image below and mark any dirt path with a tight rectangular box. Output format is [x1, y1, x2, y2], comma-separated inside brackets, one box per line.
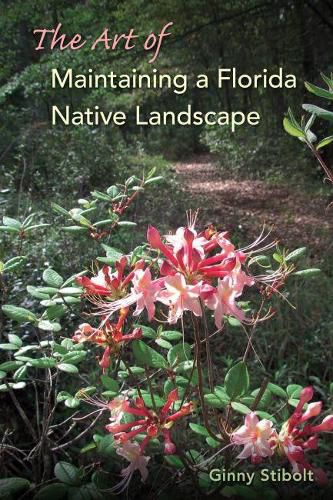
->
[175, 154, 333, 257]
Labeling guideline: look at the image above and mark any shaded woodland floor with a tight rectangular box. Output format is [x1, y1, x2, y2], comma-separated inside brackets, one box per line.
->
[174, 154, 333, 259]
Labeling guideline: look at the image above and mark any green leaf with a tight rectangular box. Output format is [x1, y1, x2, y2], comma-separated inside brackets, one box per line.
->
[29, 358, 56, 368]
[27, 286, 50, 300]
[107, 185, 120, 198]
[144, 176, 164, 185]
[61, 352, 86, 365]
[231, 401, 251, 414]
[3, 256, 27, 272]
[100, 375, 119, 393]
[294, 268, 321, 277]
[13, 365, 27, 381]
[91, 190, 112, 202]
[287, 384, 303, 398]
[189, 423, 210, 437]
[37, 286, 59, 294]
[101, 245, 123, 263]
[251, 388, 272, 410]
[137, 325, 156, 339]
[161, 330, 183, 341]
[65, 397, 80, 409]
[57, 391, 72, 402]
[0, 343, 19, 351]
[285, 247, 306, 262]
[0, 371, 6, 379]
[62, 226, 88, 233]
[214, 386, 230, 403]
[204, 393, 228, 409]
[0, 225, 20, 233]
[227, 317, 241, 327]
[0, 477, 30, 497]
[96, 434, 115, 455]
[127, 366, 145, 375]
[43, 268, 64, 288]
[80, 442, 97, 454]
[11, 381, 26, 390]
[58, 287, 82, 295]
[273, 252, 283, 263]
[321, 72, 333, 91]
[155, 338, 172, 349]
[38, 320, 62, 332]
[267, 383, 287, 399]
[69, 209, 91, 227]
[255, 411, 276, 423]
[24, 223, 50, 232]
[33, 483, 68, 500]
[2, 304, 37, 323]
[288, 398, 300, 408]
[117, 221, 137, 227]
[58, 363, 79, 374]
[317, 135, 333, 150]
[47, 305, 67, 320]
[305, 81, 333, 100]
[164, 455, 184, 469]
[52, 203, 69, 216]
[139, 392, 165, 408]
[3, 216, 21, 229]
[302, 104, 333, 122]
[206, 436, 220, 449]
[132, 340, 167, 369]
[0, 360, 24, 372]
[283, 117, 305, 138]
[167, 343, 192, 366]
[225, 361, 249, 400]
[54, 462, 81, 486]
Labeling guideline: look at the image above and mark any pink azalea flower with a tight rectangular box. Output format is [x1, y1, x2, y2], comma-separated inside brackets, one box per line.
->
[231, 258, 255, 295]
[131, 267, 163, 320]
[157, 273, 202, 323]
[278, 386, 333, 484]
[231, 412, 276, 463]
[106, 389, 192, 455]
[77, 257, 137, 298]
[72, 310, 142, 372]
[205, 276, 246, 328]
[216, 233, 236, 254]
[164, 226, 208, 259]
[111, 441, 150, 493]
[147, 225, 245, 281]
[108, 395, 129, 424]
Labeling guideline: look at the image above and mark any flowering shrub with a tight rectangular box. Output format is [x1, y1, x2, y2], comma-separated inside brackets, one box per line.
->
[0, 171, 331, 498]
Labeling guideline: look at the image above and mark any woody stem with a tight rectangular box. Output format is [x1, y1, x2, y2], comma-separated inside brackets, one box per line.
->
[192, 314, 224, 443]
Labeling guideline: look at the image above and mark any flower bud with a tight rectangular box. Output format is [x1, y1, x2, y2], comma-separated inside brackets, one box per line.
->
[312, 415, 333, 433]
[300, 402, 322, 423]
[164, 441, 177, 455]
[99, 346, 111, 372]
[147, 225, 162, 249]
[299, 386, 314, 405]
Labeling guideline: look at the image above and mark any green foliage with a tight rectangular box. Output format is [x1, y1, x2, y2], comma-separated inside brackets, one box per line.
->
[132, 339, 168, 369]
[225, 361, 249, 400]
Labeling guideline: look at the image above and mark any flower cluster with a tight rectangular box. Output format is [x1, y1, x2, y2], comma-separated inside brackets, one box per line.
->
[106, 389, 192, 455]
[104, 389, 192, 492]
[77, 223, 259, 335]
[231, 387, 333, 484]
[72, 308, 142, 371]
